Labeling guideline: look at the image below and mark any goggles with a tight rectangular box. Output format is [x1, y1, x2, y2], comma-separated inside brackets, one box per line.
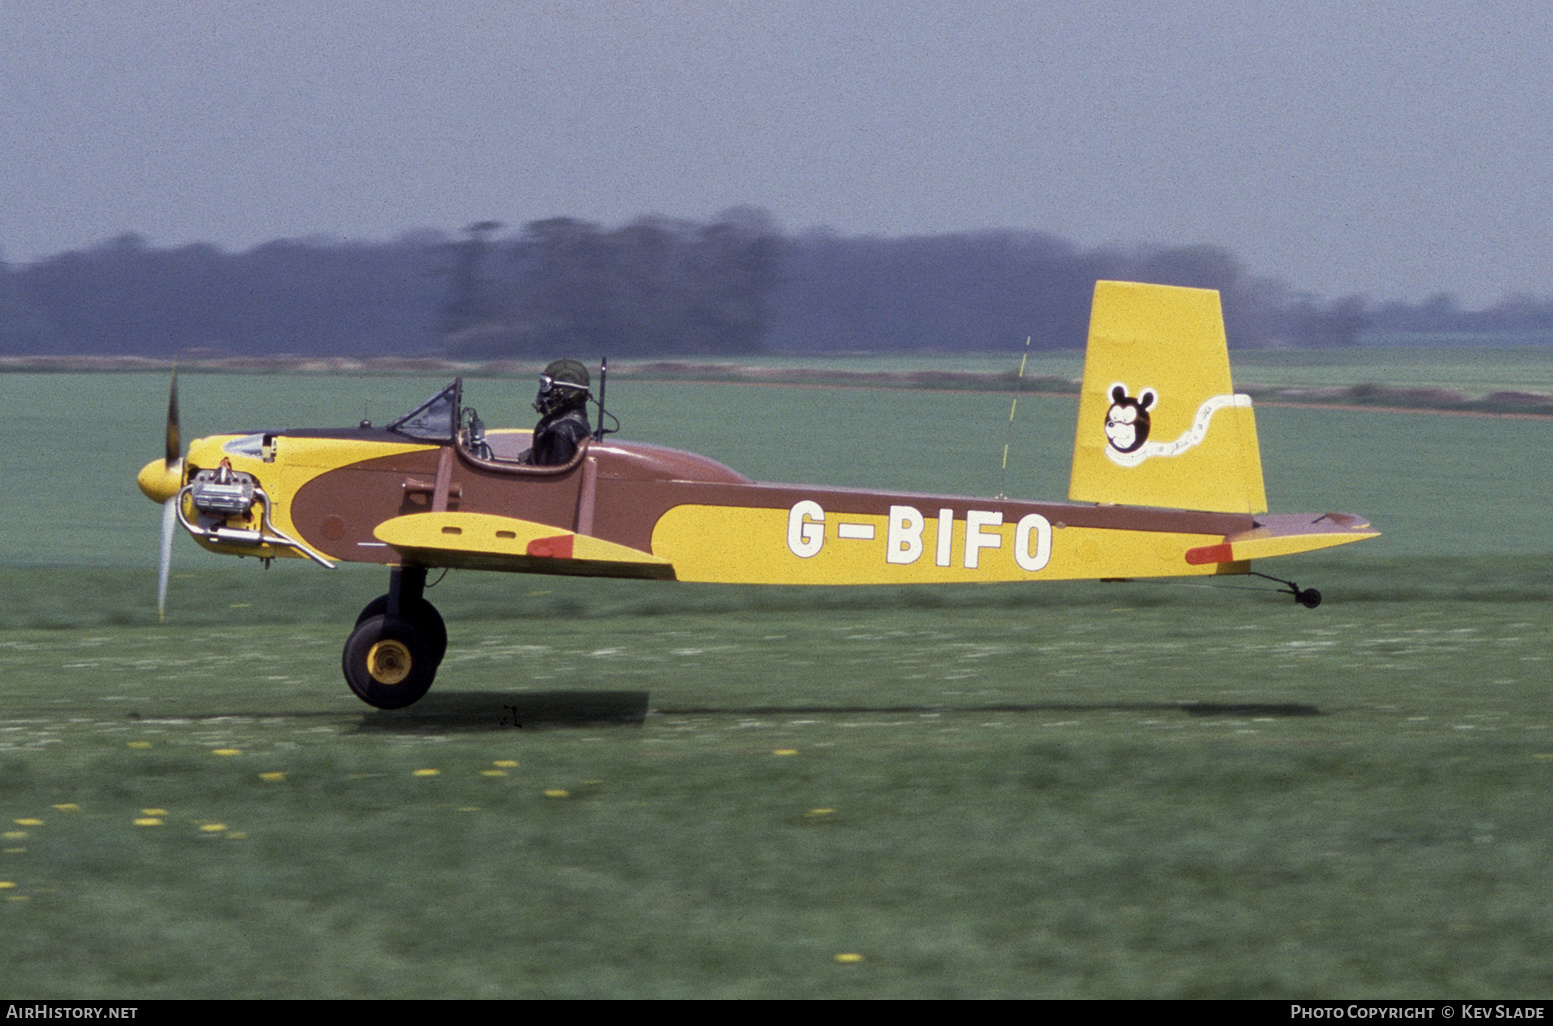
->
[539, 374, 588, 394]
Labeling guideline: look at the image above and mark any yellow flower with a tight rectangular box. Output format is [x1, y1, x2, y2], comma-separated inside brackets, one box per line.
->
[544, 789, 570, 798]
[493, 760, 518, 768]
[13, 819, 41, 827]
[199, 824, 226, 833]
[773, 749, 798, 756]
[52, 804, 80, 812]
[258, 772, 286, 782]
[127, 741, 152, 749]
[480, 770, 507, 777]
[835, 953, 864, 964]
[142, 808, 168, 816]
[412, 768, 440, 777]
[807, 808, 836, 817]
[212, 749, 241, 757]
[1, 832, 25, 841]
[0, 881, 14, 889]
[134, 818, 163, 827]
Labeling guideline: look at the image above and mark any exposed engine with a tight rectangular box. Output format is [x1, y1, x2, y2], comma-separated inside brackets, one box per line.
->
[189, 461, 257, 519]
[174, 458, 335, 568]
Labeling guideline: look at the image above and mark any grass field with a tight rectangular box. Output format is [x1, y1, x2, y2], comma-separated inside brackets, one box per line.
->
[1, 362, 1550, 997]
[652, 345, 1553, 395]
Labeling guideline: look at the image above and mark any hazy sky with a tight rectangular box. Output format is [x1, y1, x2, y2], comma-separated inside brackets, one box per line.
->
[4, 1, 1550, 303]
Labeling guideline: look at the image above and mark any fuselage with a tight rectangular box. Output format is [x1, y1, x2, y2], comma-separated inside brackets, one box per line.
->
[153, 423, 1365, 587]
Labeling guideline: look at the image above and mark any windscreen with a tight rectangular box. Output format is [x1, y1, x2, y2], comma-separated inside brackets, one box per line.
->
[387, 379, 462, 441]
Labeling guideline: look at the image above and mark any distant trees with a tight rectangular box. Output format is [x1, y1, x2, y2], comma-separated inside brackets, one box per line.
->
[437, 220, 504, 339]
[9, 231, 444, 356]
[2, 212, 1545, 357]
[769, 236, 1374, 350]
[769, 230, 1105, 352]
[442, 207, 782, 357]
[0, 251, 52, 351]
[1370, 291, 1553, 335]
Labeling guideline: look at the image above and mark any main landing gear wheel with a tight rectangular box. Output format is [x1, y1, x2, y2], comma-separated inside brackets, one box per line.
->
[355, 594, 448, 664]
[343, 614, 438, 709]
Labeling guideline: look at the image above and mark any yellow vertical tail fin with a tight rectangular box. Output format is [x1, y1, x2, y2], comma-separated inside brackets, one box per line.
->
[1068, 281, 1267, 514]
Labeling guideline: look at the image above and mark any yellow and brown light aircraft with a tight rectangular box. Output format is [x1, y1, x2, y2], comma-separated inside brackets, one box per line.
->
[137, 281, 1378, 708]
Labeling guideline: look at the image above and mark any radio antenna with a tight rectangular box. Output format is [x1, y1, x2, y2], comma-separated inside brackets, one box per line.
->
[997, 336, 1032, 499]
[593, 356, 620, 440]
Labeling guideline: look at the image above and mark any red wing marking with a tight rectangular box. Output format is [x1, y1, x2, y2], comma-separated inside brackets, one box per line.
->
[526, 535, 575, 559]
[1185, 542, 1234, 565]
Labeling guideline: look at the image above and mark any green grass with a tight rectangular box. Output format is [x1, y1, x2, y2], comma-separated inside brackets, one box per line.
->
[573, 346, 1553, 398]
[2, 565, 1551, 997]
[0, 364, 1550, 997]
[1230, 346, 1553, 394]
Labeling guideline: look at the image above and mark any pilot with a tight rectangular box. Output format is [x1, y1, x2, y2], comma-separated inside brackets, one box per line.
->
[517, 359, 593, 466]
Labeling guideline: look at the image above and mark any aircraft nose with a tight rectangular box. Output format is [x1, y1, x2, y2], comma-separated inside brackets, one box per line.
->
[138, 457, 183, 503]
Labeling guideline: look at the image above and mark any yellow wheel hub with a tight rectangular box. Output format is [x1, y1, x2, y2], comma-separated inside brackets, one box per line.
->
[366, 640, 413, 685]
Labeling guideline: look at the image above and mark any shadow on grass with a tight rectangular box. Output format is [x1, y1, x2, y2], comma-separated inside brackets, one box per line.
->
[353, 690, 652, 732]
[121, 697, 1318, 729]
[653, 702, 1322, 718]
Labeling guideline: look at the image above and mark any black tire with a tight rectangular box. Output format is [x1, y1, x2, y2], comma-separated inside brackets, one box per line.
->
[343, 614, 437, 709]
[1298, 588, 1323, 609]
[356, 594, 448, 664]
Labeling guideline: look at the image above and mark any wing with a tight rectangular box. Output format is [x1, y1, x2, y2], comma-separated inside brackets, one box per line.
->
[374, 511, 676, 579]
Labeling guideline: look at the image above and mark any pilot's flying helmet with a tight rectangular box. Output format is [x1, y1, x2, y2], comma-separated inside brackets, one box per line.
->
[534, 359, 591, 415]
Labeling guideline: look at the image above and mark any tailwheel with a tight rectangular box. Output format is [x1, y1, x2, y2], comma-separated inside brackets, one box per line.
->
[343, 614, 437, 709]
[355, 594, 448, 664]
[1249, 571, 1324, 610]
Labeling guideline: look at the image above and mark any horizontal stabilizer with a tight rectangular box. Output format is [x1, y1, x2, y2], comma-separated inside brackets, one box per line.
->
[1185, 513, 1380, 565]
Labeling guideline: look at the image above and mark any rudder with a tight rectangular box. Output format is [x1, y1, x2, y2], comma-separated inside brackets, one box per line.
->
[1068, 281, 1267, 514]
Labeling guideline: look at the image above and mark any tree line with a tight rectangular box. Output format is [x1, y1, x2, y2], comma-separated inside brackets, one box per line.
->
[1, 210, 1544, 357]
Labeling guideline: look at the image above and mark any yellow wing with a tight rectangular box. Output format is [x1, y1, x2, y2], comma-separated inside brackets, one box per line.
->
[374, 512, 675, 579]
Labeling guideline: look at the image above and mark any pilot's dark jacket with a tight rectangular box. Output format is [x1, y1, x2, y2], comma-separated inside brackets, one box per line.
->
[518, 406, 591, 466]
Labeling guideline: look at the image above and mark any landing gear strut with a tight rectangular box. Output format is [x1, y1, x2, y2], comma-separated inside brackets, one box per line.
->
[342, 566, 446, 709]
[1250, 571, 1322, 609]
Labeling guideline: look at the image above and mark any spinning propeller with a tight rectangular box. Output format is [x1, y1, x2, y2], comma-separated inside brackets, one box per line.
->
[135, 371, 185, 620]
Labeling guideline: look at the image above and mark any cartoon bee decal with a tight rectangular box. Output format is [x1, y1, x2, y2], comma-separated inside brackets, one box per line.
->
[1104, 384, 1157, 455]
